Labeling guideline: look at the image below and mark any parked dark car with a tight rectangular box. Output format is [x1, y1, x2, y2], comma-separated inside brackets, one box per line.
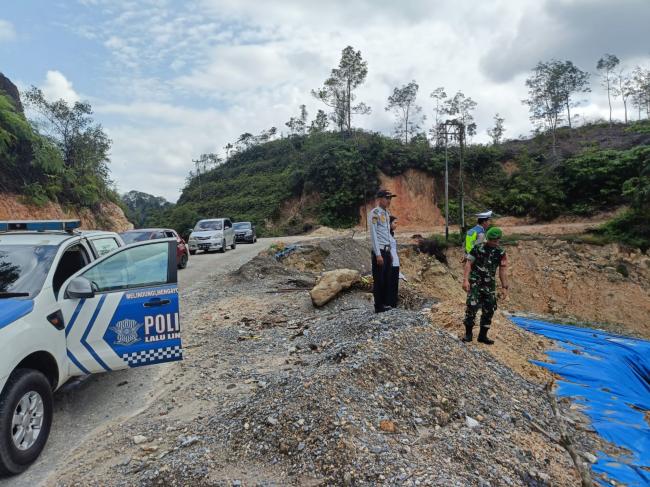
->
[120, 228, 190, 269]
[233, 221, 257, 243]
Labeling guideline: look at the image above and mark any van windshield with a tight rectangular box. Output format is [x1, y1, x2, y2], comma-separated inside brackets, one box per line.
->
[233, 222, 251, 230]
[0, 245, 58, 298]
[194, 220, 223, 231]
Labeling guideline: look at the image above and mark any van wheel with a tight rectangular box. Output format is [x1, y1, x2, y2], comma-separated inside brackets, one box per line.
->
[219, 239, 226, 253]
[189, 250, 196, 256]
[0, 369, 53, 475]
[231, 240, 236, 250]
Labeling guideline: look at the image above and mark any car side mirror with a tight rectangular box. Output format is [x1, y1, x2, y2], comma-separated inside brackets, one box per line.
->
[66, 276, 96, 299]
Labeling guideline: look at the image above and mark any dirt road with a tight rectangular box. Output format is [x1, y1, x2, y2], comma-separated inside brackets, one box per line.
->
[0, 238, 289, 487]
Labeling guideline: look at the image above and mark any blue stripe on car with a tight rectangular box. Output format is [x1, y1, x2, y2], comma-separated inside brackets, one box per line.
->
[65, 299, 85, 337]
[67, 349, 91, 375]
[0, 299, 34, 330]
[81, 295, 112, 372]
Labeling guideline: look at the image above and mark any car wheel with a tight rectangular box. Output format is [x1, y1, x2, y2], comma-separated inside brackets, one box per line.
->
[189, 250, 196, 256]
[219, 239, 226, 253]
[231, 240, 236, 250]
[178, 253, 189, 269]
[0, 369, 53, 475]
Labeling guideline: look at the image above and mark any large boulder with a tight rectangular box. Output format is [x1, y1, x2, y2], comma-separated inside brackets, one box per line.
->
[310, 269, 361, 307]
[0, 73, 23, 113]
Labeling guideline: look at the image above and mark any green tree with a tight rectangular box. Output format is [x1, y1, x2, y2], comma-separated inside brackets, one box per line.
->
[523, 61, 565, 156]
[23, 87, 112, 206]
[312, 46, 371, 133]
[385, 80, 424, 144]
[309, 109, 329, 133]
[486, 113, 505, 145]
[558, 60, 590, 129]
[442, 91, 477, 136]
[597, 54, 620, 125]
[286, 104, 308, 136]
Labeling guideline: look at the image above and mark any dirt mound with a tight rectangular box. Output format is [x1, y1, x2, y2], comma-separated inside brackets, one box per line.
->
[358, 169, 445, 230]
[0, 193, 132, 232]
[283, 237, 371, 274]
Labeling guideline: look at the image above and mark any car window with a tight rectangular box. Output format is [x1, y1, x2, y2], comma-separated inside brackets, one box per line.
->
[233, 222, 251, 230]
[194, 220, 222, 231]
[224, 220, 232, 229]
[152, 231, 166, 239]
[53, 244, 91, 297]
[121, 231, 152, 244]
[164, 231, 176, 238]
[0, 245, 58, 298]
[81, 242, 169, 293]
[91, 237, 119, 257]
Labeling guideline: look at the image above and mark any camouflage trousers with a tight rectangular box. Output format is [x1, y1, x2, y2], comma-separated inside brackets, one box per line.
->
[464, 284, 497, 329]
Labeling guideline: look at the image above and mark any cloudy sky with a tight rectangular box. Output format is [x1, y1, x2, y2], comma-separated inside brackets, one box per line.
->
[1, 0, 649, 201]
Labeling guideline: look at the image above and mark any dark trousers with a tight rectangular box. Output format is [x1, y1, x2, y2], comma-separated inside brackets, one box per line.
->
[371, 249, 392, 311]
[387, 266, 400, 308]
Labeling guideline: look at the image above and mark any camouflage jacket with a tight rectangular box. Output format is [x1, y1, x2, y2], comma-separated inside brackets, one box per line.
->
[467, 243, 507, 289]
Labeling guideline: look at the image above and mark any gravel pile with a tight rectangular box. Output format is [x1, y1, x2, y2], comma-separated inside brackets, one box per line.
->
[127, 303, 598, 486]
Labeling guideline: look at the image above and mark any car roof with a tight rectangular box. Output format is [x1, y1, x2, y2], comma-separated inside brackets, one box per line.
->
[0, 230, 120, 246]
[123, 228, 173, 233]
[198, 218, 225, 222]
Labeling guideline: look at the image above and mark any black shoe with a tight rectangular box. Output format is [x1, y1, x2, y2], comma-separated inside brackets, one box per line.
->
[461, 325, 473, 342]
[375, 305, 391, 313]
[477, 327, 494, 345]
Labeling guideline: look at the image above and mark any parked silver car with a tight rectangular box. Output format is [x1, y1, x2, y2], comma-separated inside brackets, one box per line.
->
[187, 218, 236, 254]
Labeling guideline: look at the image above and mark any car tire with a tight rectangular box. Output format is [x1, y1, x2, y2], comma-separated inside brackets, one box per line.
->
[219, 239, 226, 253]
[178, 253, 189, 269]
[231, 240, 236, 250]
[189, 250, 196, 256]
[0, 369, 53, 476]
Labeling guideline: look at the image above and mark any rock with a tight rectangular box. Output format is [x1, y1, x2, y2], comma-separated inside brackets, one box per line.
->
[266, 416, 279, 426]
[179, 435, 200, 447]
[465, 416, 480, 429]
[132, 435, 148, 445]
[581, 451, 597, 464]
[379, 419, 397, 433]
[309, 269, 361, 307]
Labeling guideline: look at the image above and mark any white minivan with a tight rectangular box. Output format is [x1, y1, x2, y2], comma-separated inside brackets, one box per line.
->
[187, 218, 236, 254]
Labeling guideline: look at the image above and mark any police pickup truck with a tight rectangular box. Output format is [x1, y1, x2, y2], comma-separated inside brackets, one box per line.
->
[0, 220, 183, 475]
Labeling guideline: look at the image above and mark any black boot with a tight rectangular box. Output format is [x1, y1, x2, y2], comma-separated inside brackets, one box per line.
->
[461, 325, 473, 342]
[477, 327, 494, 345]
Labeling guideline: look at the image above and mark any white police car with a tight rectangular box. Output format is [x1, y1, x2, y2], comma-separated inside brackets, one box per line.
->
[0, 220, 183, 475]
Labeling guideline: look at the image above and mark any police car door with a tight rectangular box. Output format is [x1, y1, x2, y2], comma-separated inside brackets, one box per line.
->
[59, 239, 182, 375]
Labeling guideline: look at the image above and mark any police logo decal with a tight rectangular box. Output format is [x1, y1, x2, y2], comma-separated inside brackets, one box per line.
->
[110, 319, 144, 346]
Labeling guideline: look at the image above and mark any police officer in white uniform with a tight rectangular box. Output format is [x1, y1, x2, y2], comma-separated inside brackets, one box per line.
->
[368, 189, 395, 312]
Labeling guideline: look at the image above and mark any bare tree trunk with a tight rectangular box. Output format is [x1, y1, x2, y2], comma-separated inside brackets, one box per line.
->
[566, 98, 572, 129]
[623, 99, 628, 124]
[607, 76, 612, 125]
[405, 109, 409, 144]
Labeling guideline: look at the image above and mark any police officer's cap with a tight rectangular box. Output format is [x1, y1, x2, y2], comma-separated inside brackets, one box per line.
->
[376, 189, 396, 199]
[475, 210, 493, 219]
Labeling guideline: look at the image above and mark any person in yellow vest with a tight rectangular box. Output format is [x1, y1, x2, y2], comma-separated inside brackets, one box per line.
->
[465, 210, 493, 257]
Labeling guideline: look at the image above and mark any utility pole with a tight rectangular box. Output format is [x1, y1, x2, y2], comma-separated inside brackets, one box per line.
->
[192, 158, 203, 199]
[438, 121, 463, 242]
[458, 123, 466, 233]
[444, 136, 449, 241]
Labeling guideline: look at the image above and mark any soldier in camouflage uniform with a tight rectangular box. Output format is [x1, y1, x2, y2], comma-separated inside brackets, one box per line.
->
[461, 227, 509, 344]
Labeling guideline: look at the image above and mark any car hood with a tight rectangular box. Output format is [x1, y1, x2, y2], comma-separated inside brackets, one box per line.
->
[190, 230, 222, 238]
[0, 299, 34, 331]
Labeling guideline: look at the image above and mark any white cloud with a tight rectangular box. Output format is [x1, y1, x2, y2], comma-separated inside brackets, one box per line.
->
[41, 70, 80, 103]
[0, 19, 16, 42]
[58, 0, 650, 202]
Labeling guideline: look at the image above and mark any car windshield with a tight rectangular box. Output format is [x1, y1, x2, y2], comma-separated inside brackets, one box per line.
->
[233, 222, 251, 230]
[121, 231, 152, 244]
[0, 245, 58, 298]
[194, 220, 222, 231]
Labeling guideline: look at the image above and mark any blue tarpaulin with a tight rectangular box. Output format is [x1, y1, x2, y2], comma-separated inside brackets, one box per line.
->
[511, 317, 650, 486]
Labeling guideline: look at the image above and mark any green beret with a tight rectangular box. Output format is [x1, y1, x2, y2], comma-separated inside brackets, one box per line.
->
[486, 227, 503, 240]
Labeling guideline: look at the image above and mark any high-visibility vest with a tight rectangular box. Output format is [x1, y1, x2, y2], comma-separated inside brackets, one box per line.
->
[465, 225, 485, 253]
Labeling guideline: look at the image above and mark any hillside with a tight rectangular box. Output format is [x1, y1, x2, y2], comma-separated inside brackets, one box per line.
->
[0, 73, 130, 230]
[167, 123, 650, 248]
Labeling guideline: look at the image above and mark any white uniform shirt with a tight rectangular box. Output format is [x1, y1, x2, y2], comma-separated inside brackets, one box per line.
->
[368, 206, 391, 255]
